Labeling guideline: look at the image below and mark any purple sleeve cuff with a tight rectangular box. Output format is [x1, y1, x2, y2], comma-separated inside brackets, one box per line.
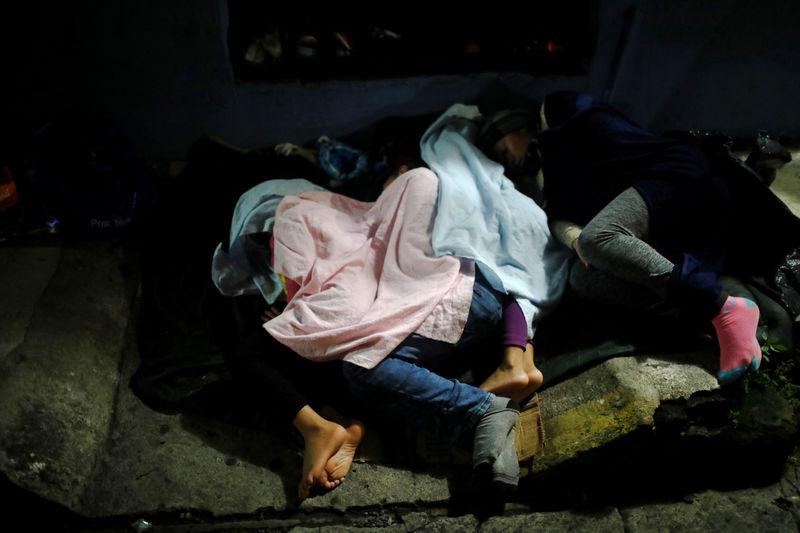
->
[502, 298, 528, 349]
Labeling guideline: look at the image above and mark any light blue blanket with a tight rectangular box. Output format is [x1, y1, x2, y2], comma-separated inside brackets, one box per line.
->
[211, 178, 326, 303]
[420, 104, 572, 337]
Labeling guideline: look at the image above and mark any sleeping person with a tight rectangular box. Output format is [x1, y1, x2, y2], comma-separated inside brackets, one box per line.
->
[478, 91, 762, 385]
[212, 177, 367, 500]
[212, 105, 570, 495]
[265, 169, 517, 492]
[262, 107, 569, 492]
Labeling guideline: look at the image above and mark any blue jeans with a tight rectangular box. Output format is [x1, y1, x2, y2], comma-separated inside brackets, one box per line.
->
[342, 270, 503, 443]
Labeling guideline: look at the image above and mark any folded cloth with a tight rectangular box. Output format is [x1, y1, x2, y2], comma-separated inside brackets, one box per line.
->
[265, 168, 474, 369]
[211, 178, 326, 303]
[420, 104, 572, 338]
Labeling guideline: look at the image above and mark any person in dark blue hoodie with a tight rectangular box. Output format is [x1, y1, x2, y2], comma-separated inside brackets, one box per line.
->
[478, 91, 761, 385]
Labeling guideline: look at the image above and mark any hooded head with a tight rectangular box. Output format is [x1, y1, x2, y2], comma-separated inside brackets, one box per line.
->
[478, 108, 541, 175]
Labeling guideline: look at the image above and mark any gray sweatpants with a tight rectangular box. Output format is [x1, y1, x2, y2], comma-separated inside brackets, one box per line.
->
[569, 187, 677, 314]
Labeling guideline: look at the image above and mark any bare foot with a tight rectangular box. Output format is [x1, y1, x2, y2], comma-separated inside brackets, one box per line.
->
[294, 406, 365, 499]
[480, 344, 544, 404]
[320, 419, 364, 489]
[480, 364, 529, 398]
[298, 417, 346, 499]
[515, 343, 543, 404]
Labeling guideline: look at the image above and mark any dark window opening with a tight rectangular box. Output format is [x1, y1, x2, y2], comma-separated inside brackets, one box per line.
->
[226, 2, 598, 83]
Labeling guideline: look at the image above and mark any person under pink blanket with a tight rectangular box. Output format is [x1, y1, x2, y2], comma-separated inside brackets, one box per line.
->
[264, 167, 546, 492]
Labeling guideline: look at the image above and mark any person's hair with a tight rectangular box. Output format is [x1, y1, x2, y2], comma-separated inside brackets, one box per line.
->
[477, 109, 540, 156]
[395, 155, 427, 170]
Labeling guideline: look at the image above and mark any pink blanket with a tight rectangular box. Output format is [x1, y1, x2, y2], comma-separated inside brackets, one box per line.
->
[265, 168, 472, 369]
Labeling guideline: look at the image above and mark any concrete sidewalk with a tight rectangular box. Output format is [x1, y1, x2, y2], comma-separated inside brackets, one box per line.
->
[1, 157, 799, 532]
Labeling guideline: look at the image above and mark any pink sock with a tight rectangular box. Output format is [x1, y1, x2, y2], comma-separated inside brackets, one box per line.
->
[711, 296, 761, 383]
